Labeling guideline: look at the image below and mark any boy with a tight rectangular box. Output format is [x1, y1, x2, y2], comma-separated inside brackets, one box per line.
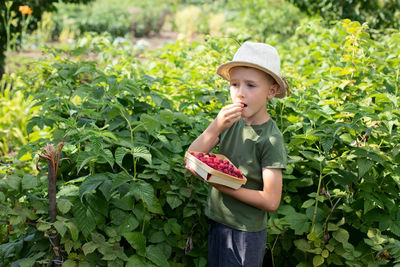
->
[187, 41, 289, 267]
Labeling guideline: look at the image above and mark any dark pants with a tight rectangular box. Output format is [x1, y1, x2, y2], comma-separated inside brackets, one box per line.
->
[207, 219, 267, 267]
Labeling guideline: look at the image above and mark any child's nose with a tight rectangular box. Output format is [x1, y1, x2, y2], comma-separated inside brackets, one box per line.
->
[237, 84, 246, 96]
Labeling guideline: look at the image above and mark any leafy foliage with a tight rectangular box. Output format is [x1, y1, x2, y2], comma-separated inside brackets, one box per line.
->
[0, 75, 37, 158]
[266, 18, 400, 267]
[287, 0, 400, 30]
[0, 0, 94, 78]
[51, 0, 172, 41]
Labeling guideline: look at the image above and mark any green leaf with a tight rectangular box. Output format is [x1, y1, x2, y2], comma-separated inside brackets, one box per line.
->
[301, 199, 315, 209]
[21, 174, 38, 190]
[116, 215, 139, 234]
[54, 220, 67, 237]
[111, 195, 134, 211]
[64, 240, 74, 254]
[82, 241, 98, 255]
[313, 255, 324, 266]
[179, 187, 192, 198]
[390, 220, 400, 237]
[71, 200, 96, 238]
[333, 228, 349, 243]
[74, 64, 95, 75]
[7, 174, 21, 191]
[132, 181, 154, 207]
[294, 239, 311, 252]
[101, 149, 114, 168]
[148, 196, 164, 215]
[65, 222, 79, 241]
[141, 113, 161, 132]
[112, 172, 134, 190]
[57, 198, 73, 214]
[321, 249, 329, 258]
[123, 232, 146, 256]
[166, 194, 183, 209]
[37, 221, 51, 231]
[62, 259, 77, 267]
[126, 255, 147, 267]
[115, 147, 127, 167]
[183, 205, 197, 218]
[19, 252, 46, 267]
[86, 193, 109, 216]
[357, 158, 373, 178]
[79, 173, 108, 201]
[146, 245, 170, 267]
[132, 146, 152, 164]
[90, 136, 102, 154]
[166, 218, 181, 235]
[77, 151, 96, 173]
[99, 180, 113, 201]
[159, 110, 174, 125]
[321, 137, 335, 155]
[149, 231, 166, 243]
[57, 184, 79, 197]
[284, 212, 310, 235]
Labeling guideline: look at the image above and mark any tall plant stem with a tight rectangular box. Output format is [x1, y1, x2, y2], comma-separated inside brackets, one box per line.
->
[37, 141, 64, 267]
[311, 161, 323, 234]
[396, 69, 399, 103]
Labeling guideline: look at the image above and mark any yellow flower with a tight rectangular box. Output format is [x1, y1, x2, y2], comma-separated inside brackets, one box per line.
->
[19, 5, 31, 15]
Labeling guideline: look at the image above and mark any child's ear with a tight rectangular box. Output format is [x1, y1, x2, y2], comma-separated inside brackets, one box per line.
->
[268, 84, 280, 99]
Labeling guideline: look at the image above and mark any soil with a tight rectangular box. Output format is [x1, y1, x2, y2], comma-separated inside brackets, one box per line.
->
[135, 31, 179, 49]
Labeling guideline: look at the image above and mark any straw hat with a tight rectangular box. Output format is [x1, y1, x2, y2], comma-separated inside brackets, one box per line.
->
[216, 41, 289, 98]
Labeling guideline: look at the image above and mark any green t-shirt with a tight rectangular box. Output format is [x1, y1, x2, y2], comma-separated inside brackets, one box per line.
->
[204, 118, 287, 232]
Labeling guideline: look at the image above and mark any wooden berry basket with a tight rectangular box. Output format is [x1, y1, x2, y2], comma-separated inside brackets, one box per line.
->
[184, 151, 247, 189]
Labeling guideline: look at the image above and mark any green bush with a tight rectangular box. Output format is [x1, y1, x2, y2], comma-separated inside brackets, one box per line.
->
[266, 19, 400, 266]
[287, 0, 400, 30]
[1, 36, 212, 265]
[0, 0, 93, 78]
[51, 0, 172, 40]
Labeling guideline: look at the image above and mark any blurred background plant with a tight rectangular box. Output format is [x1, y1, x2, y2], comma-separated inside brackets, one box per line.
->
[50, 0, 172, 42]
[287, 0, 400, 31]
[0, 74, 38, 159]
[0, 0, 94, 79]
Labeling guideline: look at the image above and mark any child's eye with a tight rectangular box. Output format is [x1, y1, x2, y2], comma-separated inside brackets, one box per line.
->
[247, 83, 256, 87]
[231, 82, 239, 87]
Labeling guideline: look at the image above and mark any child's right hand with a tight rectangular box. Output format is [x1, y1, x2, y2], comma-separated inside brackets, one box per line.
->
[212, 103, 244, 133]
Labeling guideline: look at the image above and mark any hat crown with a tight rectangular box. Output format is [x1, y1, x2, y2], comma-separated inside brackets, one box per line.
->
[233, 41, 281, 76]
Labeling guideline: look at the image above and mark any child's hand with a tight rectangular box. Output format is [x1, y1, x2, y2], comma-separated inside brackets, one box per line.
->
[185, 165, 201, 179]
[213, 103, 244, 132]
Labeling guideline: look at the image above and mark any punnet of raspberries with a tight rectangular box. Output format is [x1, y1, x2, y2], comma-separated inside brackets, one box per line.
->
[190, 152, 243, 179]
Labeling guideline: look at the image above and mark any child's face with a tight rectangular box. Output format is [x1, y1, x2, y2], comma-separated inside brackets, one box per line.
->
[229, 66, 277, 125]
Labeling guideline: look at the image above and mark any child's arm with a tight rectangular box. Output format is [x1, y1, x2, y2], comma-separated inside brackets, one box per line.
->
[188, 103, 243, 153]
[211, 167, 283, 212]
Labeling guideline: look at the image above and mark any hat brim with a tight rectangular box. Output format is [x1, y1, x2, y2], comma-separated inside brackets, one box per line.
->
[216, 61, 288, 98]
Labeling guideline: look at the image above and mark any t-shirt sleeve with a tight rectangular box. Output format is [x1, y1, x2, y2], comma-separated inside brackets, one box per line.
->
[260, 133, 287, 169]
